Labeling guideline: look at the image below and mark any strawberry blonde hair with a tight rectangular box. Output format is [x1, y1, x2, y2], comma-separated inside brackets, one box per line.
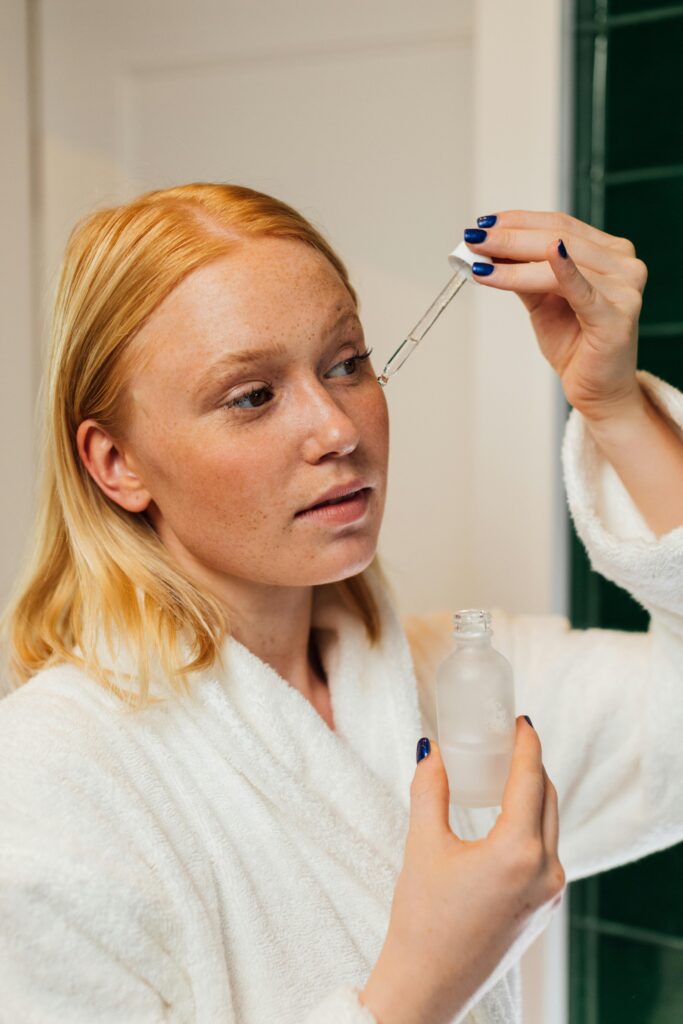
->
[1, 183, 388, 708]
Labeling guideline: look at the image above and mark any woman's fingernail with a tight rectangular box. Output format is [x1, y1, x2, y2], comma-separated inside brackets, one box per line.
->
[465, 228, 487, 244]
[472, 262, 494, 276]
[416, 737, 431, 763]
[523, 715, 535, 729]
[558, 239, 568, 259]
[477, 215, 497, 228]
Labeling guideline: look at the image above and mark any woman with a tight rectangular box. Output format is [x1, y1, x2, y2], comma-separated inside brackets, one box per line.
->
[0, 183, 681, 1023]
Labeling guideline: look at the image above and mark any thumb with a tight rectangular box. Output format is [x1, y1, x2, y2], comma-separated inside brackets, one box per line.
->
[408, 738, 454, 844]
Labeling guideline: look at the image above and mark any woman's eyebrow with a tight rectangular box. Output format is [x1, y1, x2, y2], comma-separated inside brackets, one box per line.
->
[193, 310, 361, 395]
[193, 342, 290, 395]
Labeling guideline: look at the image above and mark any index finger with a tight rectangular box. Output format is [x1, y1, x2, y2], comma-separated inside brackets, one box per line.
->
[497, 715, 545, 839]
[481, 210, 635, 257]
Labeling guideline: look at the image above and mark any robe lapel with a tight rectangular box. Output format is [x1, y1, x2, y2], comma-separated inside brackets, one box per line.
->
[200, 572, 424, 915]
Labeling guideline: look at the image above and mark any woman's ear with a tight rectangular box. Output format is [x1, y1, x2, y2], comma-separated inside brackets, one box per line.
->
[76, 419, 151, 513]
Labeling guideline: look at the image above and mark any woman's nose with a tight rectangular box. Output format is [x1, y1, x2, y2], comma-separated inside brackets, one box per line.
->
[299, 383, 360, 463]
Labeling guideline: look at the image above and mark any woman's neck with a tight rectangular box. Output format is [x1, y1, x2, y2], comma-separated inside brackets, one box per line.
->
[155, 532, 326, 702]
[223, 580, 323, 701]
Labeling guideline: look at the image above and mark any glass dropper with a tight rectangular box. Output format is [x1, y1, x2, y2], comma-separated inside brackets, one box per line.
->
[377, 241, 492, 387]
[377, 268, 468, 386]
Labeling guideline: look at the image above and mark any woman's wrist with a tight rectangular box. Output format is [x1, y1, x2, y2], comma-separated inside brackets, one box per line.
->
[580, 386, 648, 448]
[359, 940, 456, 1024]
[571, 377, 646, 428]
[359, 945, 424, 1024]
[579, 382, 683, 538]
[359, 960, 417, 1024]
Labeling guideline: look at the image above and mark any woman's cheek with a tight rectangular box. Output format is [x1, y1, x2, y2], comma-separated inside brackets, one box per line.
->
[206, 445, 278, 516]
[367, 388, 389, 462]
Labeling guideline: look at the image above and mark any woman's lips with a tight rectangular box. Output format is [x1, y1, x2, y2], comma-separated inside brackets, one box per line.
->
[294, 486, 371, 525]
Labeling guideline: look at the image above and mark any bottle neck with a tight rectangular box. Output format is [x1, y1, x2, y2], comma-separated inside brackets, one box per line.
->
[453, 633, 492, 648]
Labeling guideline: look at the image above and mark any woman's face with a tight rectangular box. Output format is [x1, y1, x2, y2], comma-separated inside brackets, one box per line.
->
[120, 235, 389, 591]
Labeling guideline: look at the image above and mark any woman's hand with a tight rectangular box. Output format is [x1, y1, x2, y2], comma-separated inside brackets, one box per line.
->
[359, 718, 565, 1024]
[463, 211, 648, 421]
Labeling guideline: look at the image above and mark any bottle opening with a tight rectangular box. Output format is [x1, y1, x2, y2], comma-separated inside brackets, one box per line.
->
[453, 609, 492, 636]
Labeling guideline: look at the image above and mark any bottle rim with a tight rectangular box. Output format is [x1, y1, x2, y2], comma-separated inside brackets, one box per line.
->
[452, 608, 492, 636]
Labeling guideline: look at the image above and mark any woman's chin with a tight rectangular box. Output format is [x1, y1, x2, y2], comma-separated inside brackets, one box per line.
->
[297, 543, 379, 587]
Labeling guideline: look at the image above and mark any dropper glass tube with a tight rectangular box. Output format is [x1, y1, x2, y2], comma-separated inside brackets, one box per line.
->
[377, 265, 469, 387]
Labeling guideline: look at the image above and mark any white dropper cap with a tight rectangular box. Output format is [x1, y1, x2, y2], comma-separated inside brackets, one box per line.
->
[448, 241, 494, 280]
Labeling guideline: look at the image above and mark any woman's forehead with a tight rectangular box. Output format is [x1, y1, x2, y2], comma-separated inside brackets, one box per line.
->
[161, 238, 351, 331]
[128, 238, 359, 387]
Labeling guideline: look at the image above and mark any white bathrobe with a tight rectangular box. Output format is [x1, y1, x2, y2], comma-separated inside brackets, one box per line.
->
[1, 368, 682, 1024]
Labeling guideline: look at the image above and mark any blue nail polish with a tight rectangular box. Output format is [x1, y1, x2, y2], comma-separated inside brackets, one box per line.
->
[477, 215, 497, 228]
[416, 737, 431, 763]
[472, 262, 494, 276]
[524, 715, 534, 729]
[558, 239, 568, 259]
[465, 228, 487, 244]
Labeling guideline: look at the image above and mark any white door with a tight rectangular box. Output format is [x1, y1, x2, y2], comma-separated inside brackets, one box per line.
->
[37, 0, 477, 615]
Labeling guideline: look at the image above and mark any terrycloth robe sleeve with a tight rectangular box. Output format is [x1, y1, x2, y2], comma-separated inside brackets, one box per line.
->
[0, 690, 197, 1023]
[0, 691, 382, 1024]
[0, 711, 386, 1024]
[402, 369, 683, 883]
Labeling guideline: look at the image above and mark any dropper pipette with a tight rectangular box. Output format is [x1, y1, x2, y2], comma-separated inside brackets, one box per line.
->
[377, 269, 468, 386]
[377, 240, 492, 387]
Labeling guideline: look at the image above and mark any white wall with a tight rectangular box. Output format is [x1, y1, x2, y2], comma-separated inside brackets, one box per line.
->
[469, 0, 570, 620]
[0, 0, 35, 607]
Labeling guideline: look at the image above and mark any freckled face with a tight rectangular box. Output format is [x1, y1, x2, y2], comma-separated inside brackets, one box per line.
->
[122, 236, 389, 588]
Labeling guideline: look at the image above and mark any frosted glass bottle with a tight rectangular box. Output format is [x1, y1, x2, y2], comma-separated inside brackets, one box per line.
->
[435, 609, 516, 809]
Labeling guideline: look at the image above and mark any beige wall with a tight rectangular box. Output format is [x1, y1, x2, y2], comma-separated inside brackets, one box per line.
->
[0, 0, 35, 606]
[468, 0, 570, 623]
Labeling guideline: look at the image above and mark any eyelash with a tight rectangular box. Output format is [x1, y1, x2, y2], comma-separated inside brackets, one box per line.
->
[223, 347, 374, 412]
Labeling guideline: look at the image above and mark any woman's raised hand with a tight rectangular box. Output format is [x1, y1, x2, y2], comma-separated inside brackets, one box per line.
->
[463, 211, 648, 421]
[359, 717, 566, 1024]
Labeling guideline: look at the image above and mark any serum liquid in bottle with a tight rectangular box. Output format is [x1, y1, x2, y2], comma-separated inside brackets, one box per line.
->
[435, 609, 515, 808]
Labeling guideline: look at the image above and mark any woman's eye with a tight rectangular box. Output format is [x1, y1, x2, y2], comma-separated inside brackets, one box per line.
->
[224, 386, 274, 410]
[326, 347, 374, 378]
[222, 347, 373, 412]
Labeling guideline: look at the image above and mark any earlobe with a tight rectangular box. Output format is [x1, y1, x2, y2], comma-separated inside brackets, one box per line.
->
[76, 419, 151, 513]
